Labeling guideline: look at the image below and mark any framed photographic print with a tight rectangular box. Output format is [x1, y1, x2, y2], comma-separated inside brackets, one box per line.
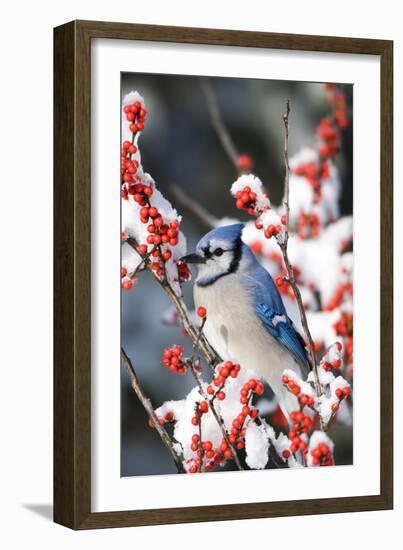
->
[54, 20, 393, 529]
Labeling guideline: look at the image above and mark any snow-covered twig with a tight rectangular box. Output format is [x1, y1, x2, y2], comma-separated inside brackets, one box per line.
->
[278, 101, 323, 403]
[121, 347, 185, 473]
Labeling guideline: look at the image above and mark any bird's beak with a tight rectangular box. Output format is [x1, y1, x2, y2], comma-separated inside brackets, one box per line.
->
[180, 252, 206, 264]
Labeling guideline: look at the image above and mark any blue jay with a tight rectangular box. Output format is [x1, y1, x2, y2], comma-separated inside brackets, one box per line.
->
[181, 223, 310, 420]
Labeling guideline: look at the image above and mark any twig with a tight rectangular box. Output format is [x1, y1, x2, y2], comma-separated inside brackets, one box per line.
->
[121, 347, 185, 474]
[129, 245, 157, 280]
[201, 77, 239, 168]
[170, 184, 218, 229]
[278, 100, 323, 407]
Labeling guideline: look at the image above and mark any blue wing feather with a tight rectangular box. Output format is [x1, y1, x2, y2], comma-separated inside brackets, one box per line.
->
[255, 303, 309, 372]
[241, 249, 310, 374]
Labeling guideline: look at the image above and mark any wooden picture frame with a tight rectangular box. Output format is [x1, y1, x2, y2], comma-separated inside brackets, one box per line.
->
[54, 20, 393, 529]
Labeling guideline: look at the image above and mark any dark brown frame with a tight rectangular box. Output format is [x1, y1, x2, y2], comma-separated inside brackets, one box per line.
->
[54, 20, 393, 530]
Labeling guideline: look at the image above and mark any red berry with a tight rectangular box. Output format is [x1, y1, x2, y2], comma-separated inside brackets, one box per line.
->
[199, 401, 209, 413]
[121, 266, 127, 277]
[237, 154, 253, 172]
[122, 279, 133, 291]
[224, 449, 232, 459]
[197, 307, 207, 318]
[217, 391, 226, 401]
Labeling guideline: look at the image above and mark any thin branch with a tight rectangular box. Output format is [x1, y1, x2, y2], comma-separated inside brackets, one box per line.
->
[170, 184, 218, 229]
[278, 100, 323, 406]
[121, 347, 185, 474]
[201, 77, 239, 168]
[129, 245, 157, 280]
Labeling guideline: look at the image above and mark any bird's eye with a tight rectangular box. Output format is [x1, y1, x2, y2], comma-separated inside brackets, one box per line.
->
[214, 248, 224, 257]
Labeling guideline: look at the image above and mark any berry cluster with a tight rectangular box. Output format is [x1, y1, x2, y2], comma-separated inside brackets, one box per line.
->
[177, 261, 192, 283]
[191, 400, 209, 427]
[324, 84, 349, 129]
[234, 185, 258, 215]
[162, 345, 186, 375]
[187, 437, 229, 473]
[275, 275, 296, 301]
[331, 383, 352, 415]
[214, 378, 264, 455]
[123, 100, 147, 133]
[316, 118, 340, 158]
[333, 311, 353, 366]
[309, 442, 334, 466]
[206, 361, 241, 398]
[321, 357, 342, 372]
[324, 280, 353, 311]
[121, 174, 153, 203]
[121, 98, 187, 287]
[320, 341, 343, 372]
[281, 373, 300, 395]
[282, 373, 315, 409]
[121, 266, 136, 291]
[121, 143, 139, 185]
[263, 223, 282, 239]
[293, 160, 330, 204]
[287, 409, 313, 455]
[296, 211, 321, 239]
[335, 385, 351, 401]
[316, 85, 348, 159]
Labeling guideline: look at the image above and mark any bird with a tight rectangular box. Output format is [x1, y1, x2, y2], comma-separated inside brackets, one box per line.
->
[180, 223, 310, 420]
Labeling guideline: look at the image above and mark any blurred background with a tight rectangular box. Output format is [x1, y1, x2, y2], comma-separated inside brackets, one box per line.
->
[121, 73, 353, 477]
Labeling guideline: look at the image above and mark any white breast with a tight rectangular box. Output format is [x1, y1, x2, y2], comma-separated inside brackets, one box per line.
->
[194, 274, 302, 418]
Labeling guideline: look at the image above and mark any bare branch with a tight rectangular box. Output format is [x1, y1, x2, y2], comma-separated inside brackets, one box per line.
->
[170, 184, 218, 229]
[278, 100, 323, 406]
[201, 77, 239, 167]
[121, 347, 185, 473]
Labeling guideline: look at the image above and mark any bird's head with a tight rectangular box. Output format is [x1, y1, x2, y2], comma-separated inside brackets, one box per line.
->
[180, 223, 245, 287]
